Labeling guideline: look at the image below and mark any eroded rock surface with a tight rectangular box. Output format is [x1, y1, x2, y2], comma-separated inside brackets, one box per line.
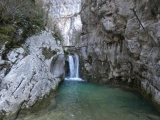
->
[36, 0, 82, 46]
[0, 31, 64, 118]
[79, 0, 160, 108]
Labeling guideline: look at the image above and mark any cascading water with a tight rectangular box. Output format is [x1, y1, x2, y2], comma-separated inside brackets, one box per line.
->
[68, 55, 74, 78]
[65, 54, 82, 81]
[74, 54, 79, 78]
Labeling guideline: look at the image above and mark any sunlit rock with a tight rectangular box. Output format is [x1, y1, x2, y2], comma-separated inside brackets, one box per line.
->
[36, 0, 82, 46]
[0, 31, 64, 117]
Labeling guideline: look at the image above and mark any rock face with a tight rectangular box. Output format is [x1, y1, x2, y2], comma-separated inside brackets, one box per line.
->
[36, 0, 82, 46]
[0, 0, 160, 117]
[78, 0, 160, 109]
[0, 31, 64, 118]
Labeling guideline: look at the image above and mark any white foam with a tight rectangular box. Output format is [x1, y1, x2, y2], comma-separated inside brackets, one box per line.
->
[65, 77, 84, 81]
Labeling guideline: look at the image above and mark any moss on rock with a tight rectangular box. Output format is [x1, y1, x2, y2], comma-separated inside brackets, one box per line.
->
[14, 87, 58, 120]
[42, 47, 58, 59]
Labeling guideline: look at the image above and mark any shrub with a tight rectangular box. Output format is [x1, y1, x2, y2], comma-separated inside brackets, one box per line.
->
[0, 0, 45, 42]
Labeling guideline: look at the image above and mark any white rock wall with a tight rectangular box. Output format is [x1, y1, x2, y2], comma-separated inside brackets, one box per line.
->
[36, 0, 82, 46]
[0, 31, 65, 117]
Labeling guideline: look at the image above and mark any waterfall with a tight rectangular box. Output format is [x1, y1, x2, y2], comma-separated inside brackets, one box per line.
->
[68, 55, 74, 78]
[65, 54, 82, 81]
[74, 54, 79, 78]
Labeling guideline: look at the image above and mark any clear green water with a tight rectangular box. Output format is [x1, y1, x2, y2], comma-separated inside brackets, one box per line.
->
[19, 80, 160, 120]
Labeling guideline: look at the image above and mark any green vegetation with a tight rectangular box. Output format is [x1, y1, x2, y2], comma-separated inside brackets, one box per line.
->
[52, 32, 62, 41]
[52, 32, 62, 45]
[17, 88, 58, 120]
[42, 47, 59, 59]
[0, 25, 15, 47]
[0, 0, 45, 60]
[15, 12, 44, 39]
[0, 33, 11, 44]
[0, 26, 15, 35]
[0, 0, 45, 48]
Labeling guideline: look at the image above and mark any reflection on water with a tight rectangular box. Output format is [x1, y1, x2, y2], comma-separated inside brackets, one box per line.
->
[18, 80, 160, 120]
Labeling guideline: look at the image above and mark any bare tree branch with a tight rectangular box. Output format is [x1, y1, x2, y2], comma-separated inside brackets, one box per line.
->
[130, 8, 146, 31]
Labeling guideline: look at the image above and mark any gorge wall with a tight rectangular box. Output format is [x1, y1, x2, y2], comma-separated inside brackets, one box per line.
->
[1, 0, 160, 118]
[78, 0, 160, 109]
[38, 0, 160, 110]
[35, 0, 82, 46]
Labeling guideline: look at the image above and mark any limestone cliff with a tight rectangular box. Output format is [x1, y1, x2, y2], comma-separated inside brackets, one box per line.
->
[38, 0, 160, 111]
[78, 0, 160, 109]
[35, 0, 82, 46]
[1, 0, 160, 118]
[0, 31, 65, 119]
[0, 1, 65, 118]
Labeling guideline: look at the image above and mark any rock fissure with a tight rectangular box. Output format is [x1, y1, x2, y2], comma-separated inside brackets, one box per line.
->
[11, 79, 24, 96]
